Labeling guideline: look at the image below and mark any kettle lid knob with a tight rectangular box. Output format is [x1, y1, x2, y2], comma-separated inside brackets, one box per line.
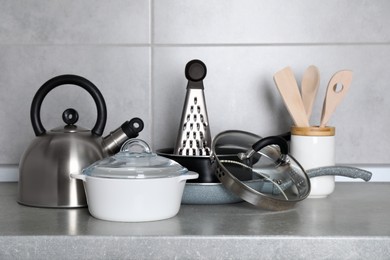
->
[62, 108, 79, 125]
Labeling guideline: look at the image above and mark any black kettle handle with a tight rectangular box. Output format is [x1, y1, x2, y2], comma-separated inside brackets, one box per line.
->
[31, 74, 107, 137]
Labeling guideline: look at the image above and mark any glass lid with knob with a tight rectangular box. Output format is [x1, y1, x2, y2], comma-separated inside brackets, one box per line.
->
[82, 139, 189, 179]
[212, 130, 311, 211]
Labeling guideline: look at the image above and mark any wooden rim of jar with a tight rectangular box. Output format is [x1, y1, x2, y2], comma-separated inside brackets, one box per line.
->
[291, 126, 335, 136]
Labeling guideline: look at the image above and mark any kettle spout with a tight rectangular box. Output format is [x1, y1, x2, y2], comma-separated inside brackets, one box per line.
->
[102, 117, 144, 155]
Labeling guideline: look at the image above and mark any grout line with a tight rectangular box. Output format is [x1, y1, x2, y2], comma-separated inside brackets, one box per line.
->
[1, 42, 389, 48]
[149, 0, 155, 147]
[152, 42, 390, 47]
[150, 0, 154, 46]
[0, 43, 152, 47]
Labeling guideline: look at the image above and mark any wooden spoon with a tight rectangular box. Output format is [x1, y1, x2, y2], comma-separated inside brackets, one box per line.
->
[320, 70, 353, 127]
[301, 65, 320, 120]
[273, 67, 310, 127]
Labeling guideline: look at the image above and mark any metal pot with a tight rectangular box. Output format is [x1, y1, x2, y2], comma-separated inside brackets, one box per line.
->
[18, 75, 144, 208]
[71, 139, 198, 222]
[156, 148, 218, 183]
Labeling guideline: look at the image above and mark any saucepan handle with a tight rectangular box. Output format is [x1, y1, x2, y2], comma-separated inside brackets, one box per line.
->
[251, 136, 289, 155]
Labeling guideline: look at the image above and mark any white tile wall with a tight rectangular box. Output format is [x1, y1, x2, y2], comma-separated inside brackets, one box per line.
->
[153, 0, 390, 44]
[0, 0, 389, 169]
[1, 0, 150, 44]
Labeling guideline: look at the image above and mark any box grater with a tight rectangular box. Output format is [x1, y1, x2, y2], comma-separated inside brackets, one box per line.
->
[174, 60, 212, 156]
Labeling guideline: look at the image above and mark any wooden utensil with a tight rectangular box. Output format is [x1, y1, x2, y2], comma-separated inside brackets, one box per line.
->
[274, 67, 310, 127]
[301, 65, 320, 120]
[320, 70, 353, 127]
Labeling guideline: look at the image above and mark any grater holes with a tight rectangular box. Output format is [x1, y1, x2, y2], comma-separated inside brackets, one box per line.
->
[186, 148, 194, 156]
[174, 87, 211, 156]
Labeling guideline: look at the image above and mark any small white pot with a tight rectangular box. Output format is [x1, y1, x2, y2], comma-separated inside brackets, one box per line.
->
[71, 139, 198, 222]
[71, 172, 197, 222]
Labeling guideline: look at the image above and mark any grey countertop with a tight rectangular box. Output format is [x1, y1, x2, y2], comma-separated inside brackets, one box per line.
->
[1, 182, 390, 259]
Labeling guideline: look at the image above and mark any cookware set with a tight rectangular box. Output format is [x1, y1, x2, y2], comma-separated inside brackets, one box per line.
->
[17, 61, 372, 222]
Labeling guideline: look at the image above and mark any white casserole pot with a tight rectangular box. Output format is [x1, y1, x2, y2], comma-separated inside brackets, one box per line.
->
[71, 139, 198, 222]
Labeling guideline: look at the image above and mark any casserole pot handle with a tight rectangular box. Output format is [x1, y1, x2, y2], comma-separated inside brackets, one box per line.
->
[178, 171, 199, 182]
[70, 173, 86, 182]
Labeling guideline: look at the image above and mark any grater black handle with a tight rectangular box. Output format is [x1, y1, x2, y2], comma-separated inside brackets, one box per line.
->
[185, 59, 207, 83]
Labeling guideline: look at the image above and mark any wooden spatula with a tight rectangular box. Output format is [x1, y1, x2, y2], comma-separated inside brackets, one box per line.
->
[273, 67, 310, 127]
[320, 70, 353, 127]
[301, 65, 320, 120]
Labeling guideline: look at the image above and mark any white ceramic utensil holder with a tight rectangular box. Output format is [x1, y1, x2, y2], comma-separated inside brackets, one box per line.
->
[290, 126, 335, 198]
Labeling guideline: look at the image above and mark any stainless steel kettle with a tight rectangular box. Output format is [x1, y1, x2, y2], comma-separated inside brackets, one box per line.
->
[18, 74, 144, 208]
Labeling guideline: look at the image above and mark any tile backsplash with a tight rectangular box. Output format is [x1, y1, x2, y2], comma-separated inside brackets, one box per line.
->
[0, 0, 389, 165]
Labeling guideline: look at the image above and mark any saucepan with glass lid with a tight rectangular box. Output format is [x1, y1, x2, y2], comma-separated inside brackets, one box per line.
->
[210, 130, 310, 211]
